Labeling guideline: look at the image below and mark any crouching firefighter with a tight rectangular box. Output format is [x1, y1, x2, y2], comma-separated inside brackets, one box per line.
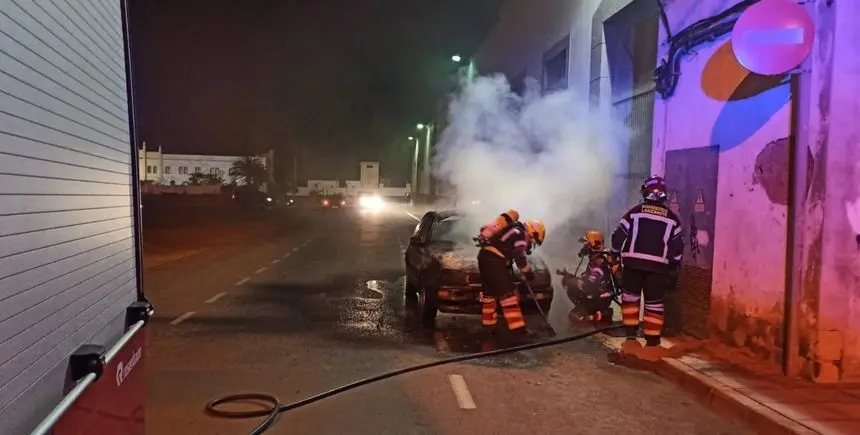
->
[561, 230, 620, 324]
[475, 213, 546, 333]
[611, 175, 683, 361]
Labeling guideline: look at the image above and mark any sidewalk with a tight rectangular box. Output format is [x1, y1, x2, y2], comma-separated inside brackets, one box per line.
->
[597, 334, 860, 434]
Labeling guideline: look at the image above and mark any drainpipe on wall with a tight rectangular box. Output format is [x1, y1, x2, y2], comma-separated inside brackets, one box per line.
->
[784, 72, 807, 377]
[783, 0, 837, 379]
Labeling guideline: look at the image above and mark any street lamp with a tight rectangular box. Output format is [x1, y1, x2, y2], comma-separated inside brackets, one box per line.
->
[451, 54, 462, 63]
[416, 123, 425, 130]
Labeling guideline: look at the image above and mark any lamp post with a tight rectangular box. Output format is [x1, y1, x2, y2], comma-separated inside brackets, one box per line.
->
[416, 122, 434, 199]
[451, 54, 477, 83]
[408, 136, 419, 204]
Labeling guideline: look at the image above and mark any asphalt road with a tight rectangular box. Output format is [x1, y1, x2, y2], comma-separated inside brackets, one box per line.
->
[144, 206, 752, 435]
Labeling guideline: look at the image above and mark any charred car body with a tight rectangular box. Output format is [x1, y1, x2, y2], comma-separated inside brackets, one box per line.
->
[405, 211, 554, 325]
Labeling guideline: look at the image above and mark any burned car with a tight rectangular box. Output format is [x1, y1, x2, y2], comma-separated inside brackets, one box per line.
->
[404, 211, 553, 326]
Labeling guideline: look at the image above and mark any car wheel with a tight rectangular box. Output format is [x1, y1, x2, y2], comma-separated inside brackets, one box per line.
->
[417, 284, 438, 327]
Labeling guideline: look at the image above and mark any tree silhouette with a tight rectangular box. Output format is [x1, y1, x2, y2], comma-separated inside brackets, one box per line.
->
[230, 156, 267, 187]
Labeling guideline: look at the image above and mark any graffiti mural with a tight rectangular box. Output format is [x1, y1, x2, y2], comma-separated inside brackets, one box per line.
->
[664, 147, 720, 269]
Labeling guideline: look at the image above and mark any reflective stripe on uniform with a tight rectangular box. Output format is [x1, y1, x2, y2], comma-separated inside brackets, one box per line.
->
[482, 300, 498, 326]
[500, 295, 525, 329]
[621, 303, 640, 327]
[481, 246, 506, 259]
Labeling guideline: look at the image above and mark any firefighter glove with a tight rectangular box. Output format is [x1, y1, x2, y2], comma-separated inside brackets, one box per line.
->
[524, 270, 535, 281]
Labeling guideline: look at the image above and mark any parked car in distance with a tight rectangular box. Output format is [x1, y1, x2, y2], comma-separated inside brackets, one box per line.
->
[404, 210, 554, 326]
[232, 186, 273, 209]
[319, 193, 348, 209]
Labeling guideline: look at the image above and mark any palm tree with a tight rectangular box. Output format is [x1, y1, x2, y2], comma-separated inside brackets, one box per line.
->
[230, 156, 267, 187]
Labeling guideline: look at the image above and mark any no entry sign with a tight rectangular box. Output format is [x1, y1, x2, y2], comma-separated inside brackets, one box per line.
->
[732, 0, 815, 75]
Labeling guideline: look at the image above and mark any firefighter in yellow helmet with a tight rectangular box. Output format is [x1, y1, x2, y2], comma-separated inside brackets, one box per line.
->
[475, 213, 546, 334]
[560, 230, 619, 324]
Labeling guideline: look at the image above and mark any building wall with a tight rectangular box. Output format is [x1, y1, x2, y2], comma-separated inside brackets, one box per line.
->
[792, 0, 860, 382]
[650, 0, 793, 362]
[138, 146, 267, 186]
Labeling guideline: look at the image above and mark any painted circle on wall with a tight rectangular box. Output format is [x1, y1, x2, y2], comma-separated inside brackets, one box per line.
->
[731, 0, 815, 76]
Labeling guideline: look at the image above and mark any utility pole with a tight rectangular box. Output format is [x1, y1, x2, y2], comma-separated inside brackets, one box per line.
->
[293, 147, 298, 189]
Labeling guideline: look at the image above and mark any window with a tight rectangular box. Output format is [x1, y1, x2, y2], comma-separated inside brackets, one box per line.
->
[178, 166, 188, 175]
[511, 72, 527, 97]
[194, 167, 201, 174]
[228, 167, 240, 176]
[210, 168, 221, 175]
[164, 166, 172, 174]
[146, 166, 152, 174]
[542, 36, 569, 92]
[151, 166, 158, 174]
[366, 164, 375, 168]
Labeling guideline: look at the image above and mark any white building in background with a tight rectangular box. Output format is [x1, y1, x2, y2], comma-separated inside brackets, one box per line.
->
[293, 161, 411, 198]
[138, 143, 274, 187]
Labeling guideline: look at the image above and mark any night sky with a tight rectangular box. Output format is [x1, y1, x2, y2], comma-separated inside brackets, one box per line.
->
[128, 0, 502, 184]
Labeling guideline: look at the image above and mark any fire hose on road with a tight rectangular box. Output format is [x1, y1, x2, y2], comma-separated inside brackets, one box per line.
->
[205, 324, 624, 435]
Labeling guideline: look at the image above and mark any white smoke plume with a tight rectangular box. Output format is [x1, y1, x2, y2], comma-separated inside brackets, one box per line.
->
[432, 74, 628, 258]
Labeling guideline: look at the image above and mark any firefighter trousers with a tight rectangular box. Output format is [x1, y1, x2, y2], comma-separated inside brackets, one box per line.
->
[620, 268, 670, 346]
[477, 250, 525, 330]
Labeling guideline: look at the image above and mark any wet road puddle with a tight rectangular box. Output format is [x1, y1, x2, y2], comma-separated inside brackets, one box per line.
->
[409, 315, 547, 368]
[247, 275, 549, 367]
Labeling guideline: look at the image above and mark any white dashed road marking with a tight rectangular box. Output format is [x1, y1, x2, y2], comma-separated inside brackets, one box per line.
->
[235, 277, 250, 286]
[271, 259, 280, 264]
[282, 253, 291, 259]
[405, 211, 420, 221]
[255, 267, 267, 274]
[448, 375, 477, 410]
[205, 292, 226, 304]
[170, 311, 195, 325]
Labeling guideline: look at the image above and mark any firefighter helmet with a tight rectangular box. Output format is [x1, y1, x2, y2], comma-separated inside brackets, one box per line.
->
[579, 230, 605, 252]
[525, 220, 546, 246]
[641, 175, 668, 202]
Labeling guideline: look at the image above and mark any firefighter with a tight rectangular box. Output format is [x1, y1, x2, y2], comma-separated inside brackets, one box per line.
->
[476, 209, 520, 243]
[476, 215, 546, 333]
[611, 175, 683, 361]
[562, 230, 618, 324]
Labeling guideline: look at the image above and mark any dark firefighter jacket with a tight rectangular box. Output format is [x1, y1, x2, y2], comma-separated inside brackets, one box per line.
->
[611, 201, 683, 274]
[481, 223, 532, 274]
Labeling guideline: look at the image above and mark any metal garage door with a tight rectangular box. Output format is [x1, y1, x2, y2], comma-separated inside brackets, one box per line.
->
[0, 1, 137, 432]
[613, 88, 656, 208]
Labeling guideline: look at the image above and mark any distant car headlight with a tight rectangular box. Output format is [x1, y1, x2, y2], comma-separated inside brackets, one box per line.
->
[359, 195, 385, 210]
[340, 200, 346, 206]
[266, 197, 272, 202]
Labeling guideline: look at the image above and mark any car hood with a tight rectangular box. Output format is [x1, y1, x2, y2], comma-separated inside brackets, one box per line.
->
[427, 244, 548, 273]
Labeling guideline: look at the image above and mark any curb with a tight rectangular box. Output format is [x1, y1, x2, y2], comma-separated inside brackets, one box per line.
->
[596, 334, 820, 435]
